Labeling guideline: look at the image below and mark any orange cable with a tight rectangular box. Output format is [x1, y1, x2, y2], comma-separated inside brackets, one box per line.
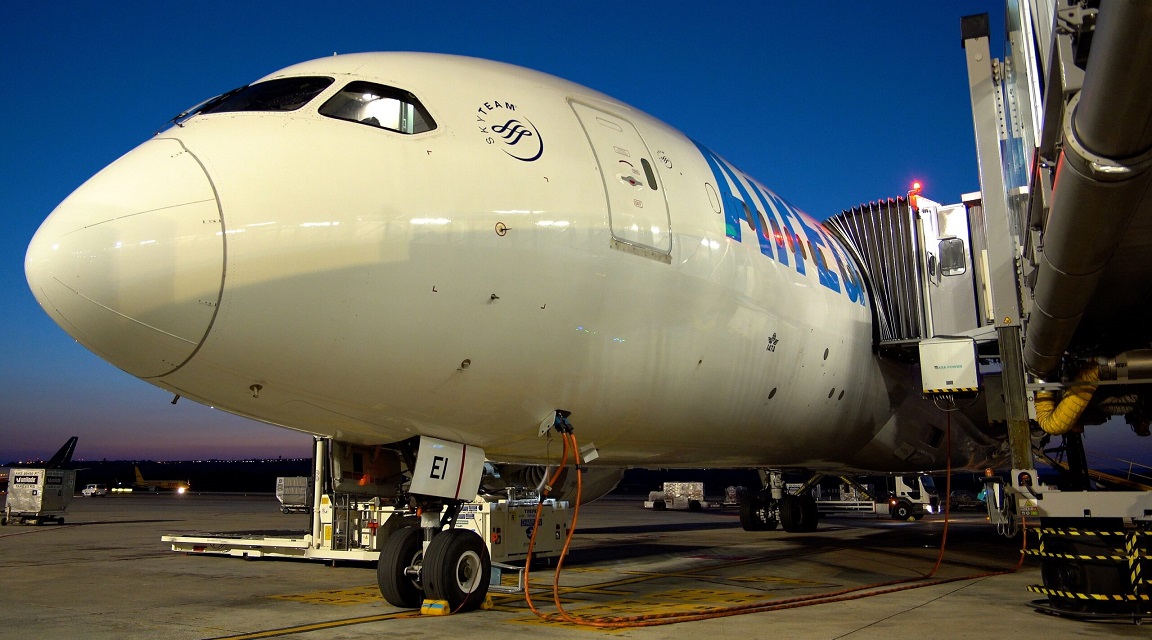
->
[520, 415, 1029, 629]
[551, 432, 583, 619]
[926, 410, 953, 578]
[522, 428, 570, 618]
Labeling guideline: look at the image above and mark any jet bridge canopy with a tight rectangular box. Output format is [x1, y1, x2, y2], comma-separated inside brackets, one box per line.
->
[826, 195, 982, 347]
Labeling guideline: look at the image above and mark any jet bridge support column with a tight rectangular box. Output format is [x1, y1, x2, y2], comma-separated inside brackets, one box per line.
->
[961, 9, 1152, 619]
[963, 14, 1033, 471]
[998, 326, 1033, 470]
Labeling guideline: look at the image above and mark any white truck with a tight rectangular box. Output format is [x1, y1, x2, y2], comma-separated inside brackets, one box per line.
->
[816, 474, 939, 520]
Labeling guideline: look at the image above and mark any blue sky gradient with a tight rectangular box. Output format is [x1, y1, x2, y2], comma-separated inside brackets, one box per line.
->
[4, 1, 1145, 466]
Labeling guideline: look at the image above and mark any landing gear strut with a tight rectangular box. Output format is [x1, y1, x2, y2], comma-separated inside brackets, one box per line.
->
[739, 492, 778, 531]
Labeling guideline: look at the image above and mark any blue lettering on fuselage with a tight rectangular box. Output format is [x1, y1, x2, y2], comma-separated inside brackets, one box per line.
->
[694, 141, 866, 307]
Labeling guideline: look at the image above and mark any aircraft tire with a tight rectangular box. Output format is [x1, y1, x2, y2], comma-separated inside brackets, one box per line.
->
[799, 495, 818, 531]
[739, 495, 778, 531]
[377, 526, 425, 608]
[423, 529, 491, 612]
[780, 495, 818, 533]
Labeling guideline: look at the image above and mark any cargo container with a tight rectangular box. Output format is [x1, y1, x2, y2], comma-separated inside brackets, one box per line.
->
[2, 468, 76, 525]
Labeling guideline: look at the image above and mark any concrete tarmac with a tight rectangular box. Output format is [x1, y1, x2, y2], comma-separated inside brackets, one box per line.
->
[0, 493, 1145, 639]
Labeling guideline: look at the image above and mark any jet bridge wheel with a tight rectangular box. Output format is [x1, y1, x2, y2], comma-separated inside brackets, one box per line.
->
[1038, 526, 1129, 614]
[377, 526, 426, 608]
[422, 529, 491, 612]
[739, 494, 778, 531]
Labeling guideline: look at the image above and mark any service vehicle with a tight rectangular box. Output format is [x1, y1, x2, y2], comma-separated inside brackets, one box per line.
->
[643, 482, 711, 511]
[816, 475, 939, 520]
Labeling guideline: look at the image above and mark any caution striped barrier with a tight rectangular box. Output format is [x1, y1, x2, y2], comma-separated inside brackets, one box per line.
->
[1029, 525, 1149, 616]
[1024, 548, 1127, 562]
[1129, 532, 1144, 594]
[1035, 528, 1136, 537]
[1025, 585, 1150, 602]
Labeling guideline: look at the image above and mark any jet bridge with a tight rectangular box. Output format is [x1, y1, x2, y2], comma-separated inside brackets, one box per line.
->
[957, 2, 1152, 619]
[830, 2, 1152, 617]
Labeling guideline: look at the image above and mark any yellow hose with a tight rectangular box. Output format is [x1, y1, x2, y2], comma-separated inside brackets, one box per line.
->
[1034, 366, 1100, 435]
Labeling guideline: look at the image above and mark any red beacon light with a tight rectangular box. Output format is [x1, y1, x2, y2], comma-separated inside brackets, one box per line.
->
[908, 181, 924, 209]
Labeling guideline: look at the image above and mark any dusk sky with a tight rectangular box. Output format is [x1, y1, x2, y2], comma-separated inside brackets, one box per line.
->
[3, 2, 1146, 466]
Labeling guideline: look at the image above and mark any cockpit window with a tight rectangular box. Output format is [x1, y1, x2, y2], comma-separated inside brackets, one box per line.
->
[319, 81, 436, 134]
[199, 76, 335, 114]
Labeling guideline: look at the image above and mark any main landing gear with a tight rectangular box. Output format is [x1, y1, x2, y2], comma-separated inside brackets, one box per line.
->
[739, 470, 820, 533]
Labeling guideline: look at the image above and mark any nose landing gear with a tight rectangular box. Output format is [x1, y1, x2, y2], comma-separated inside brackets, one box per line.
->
[377, 503, 493, 612]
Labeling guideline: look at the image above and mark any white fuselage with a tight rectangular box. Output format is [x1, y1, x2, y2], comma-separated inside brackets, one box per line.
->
[26, 53, 994, 471]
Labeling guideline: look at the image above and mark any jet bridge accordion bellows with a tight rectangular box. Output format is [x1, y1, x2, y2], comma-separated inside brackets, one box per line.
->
[826, 197, 928, 343]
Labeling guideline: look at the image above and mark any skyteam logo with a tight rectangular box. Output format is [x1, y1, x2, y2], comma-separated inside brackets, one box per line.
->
[476, 100, 544, 162]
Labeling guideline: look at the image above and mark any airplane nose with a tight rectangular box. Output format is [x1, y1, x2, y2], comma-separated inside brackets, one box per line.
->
[25, 138, 224, 379]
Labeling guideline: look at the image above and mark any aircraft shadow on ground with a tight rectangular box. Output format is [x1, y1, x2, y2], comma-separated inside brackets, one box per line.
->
[579, 520, 741, 535]
[560, 542, 713, 566]
[62, 519, 183, 526]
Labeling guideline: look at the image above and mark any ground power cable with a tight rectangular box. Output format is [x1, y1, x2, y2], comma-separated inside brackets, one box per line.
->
[520, 414, 1028, 629]
[521, 430, 571, 619]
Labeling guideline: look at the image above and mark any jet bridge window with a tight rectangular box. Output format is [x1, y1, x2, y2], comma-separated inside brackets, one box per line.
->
[199, 76, 335, 114]
[319, 81, 436, 134]
[938, 237, 967, 276]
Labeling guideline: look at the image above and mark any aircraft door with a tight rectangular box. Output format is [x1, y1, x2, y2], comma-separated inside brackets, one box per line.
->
[570, 101, 671, 260]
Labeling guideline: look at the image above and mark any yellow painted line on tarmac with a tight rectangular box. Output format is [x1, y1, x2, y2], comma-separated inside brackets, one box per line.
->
[225, 547, 847, 637]
[526, 584, 634, 597]
[502, 586, 783, 632]
[269, 585, 383, 606]
[726, 574, 831, 587]
[493, 547, 844, 614]
[654, 587, 781, 605]
[203, 610, 420, 640]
